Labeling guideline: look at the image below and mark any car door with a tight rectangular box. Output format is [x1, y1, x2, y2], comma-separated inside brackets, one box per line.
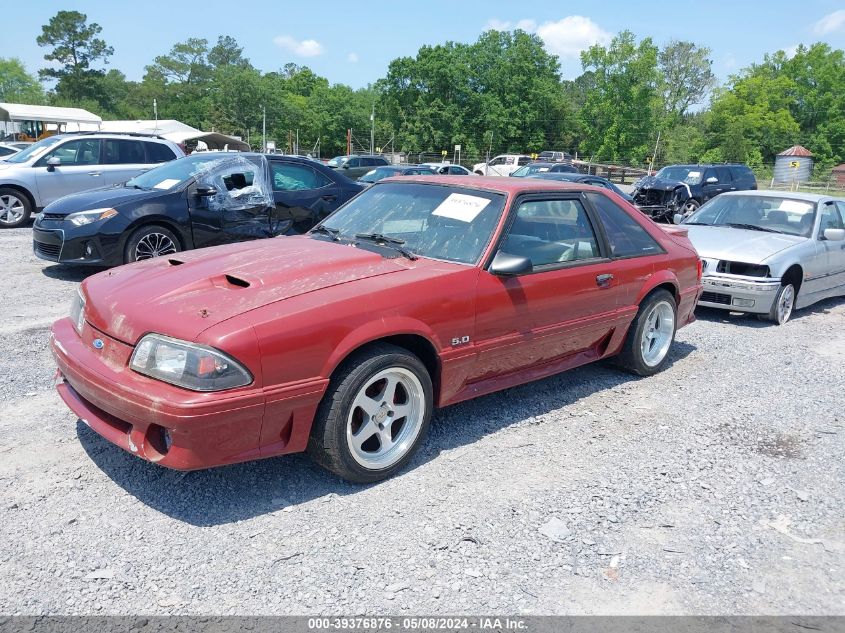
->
[701, 167, 733, 202]
[101, 139, 150, 186]
[819, 201, 845, 292]
[485, 156, 508, 176]
[33, 138, 104, 206]
[268, 159, 340, 234]
[343, 157, 364, 179]
[187, 157, 272, 248]
[470, 194, 623, 382]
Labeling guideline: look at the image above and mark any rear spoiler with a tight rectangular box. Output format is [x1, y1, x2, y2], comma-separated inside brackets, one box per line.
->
[658, 224, 689, 239]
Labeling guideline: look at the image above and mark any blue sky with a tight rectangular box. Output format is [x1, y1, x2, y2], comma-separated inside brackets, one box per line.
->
[6, 1, 845, 89]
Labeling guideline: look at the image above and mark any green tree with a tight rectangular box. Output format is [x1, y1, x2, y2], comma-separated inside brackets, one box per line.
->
[579, 31, 660, 162]
[36, 10, 113, 102]
[658, 40, 716, 119]
[208, 35, 251, 69]
[145, 38, 211, 85]
[0, 58, 45, 104]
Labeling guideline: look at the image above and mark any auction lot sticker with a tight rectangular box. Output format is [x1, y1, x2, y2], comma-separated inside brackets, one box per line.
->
[432, 193, 491, 222]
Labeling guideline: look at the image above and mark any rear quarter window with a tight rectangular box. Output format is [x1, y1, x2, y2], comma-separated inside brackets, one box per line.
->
[587, 192, 663, 258]
[145, 141, 177, 163]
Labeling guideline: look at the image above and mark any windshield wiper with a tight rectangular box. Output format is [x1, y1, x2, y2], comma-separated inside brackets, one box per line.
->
[682, 221, 710, 226]
[311, 225, 342, 241]
[355, 233, 418, 260]
[719, 223, 784, 233]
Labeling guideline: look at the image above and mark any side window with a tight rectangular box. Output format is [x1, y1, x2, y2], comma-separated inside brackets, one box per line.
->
[346, 158, 361, 168]
[38, 139, 100, 166]
[489, 157, 504, 166]
[715, 167, 732, 183]
[375, 158, 389, 166]
[271, 162, 331, 191]
[518, 157, 531, 166]
[103, 139, 146, 165]
[820, 202, 844, 232]
[502, 198, 600, 267]
[703, 168, 717, 183]
[144, 141, 177, 163]
[449, 166, 464, 175]
[587, 192, 662, 258]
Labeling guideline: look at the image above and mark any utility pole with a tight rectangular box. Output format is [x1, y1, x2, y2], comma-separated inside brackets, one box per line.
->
[261, 105, 266, 153]
[153, 99, 158, 133]
[650, 130, 661, 176]
[486, 131, 493, 165]
[370, 102, 375, 155]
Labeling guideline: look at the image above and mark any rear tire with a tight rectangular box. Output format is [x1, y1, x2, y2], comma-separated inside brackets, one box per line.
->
[307, 343, 433, 483]
[0, 188, 32, 228]
[617, 290, 677, 376]
[124, 225, 180, 264]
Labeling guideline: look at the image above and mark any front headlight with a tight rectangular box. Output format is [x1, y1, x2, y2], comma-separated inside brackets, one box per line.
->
[129, 334, 253, 392]
[66, 207, 118, 227]
[70, 288, 85, 334]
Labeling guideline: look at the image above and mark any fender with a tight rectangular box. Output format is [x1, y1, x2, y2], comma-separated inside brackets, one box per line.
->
[320, 316, 443, 379]
[634, 268, 680, 305]
[0, 180, 38, 207]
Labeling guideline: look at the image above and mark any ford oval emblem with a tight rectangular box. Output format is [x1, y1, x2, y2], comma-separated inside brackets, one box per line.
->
[92, 338, 104, 350]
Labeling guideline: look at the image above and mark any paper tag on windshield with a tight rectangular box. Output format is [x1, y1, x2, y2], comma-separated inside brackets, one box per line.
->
[778, 200, 807, 212]
[432, 193, 491, 222]
[153, 179, 181, 190]
[538, 167, 550, 172]
[687, 171, 701, 178]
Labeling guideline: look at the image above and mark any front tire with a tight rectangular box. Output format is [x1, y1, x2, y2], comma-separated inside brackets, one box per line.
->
[307, 343, 433, 483]
[0, 188, 32, 228]
[765, 283, 795, 325]
[124, 225, 180, 264]
[680, 199, 700, 218]
[617, 290, 677, 376]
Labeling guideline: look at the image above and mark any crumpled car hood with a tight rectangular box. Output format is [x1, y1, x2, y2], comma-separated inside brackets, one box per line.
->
[634, 176, 688, 192]
[82, 236, 407, 344]
[684, 225, 804, 264]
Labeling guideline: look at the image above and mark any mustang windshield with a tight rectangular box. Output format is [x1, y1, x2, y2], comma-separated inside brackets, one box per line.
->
[319, 182, 506, 265]
[655, 166, 703, 185]
[684, 195, 816, 237]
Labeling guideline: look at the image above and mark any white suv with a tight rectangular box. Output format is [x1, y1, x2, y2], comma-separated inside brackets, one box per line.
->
[0, 132, 184, 228]
[472, 154, 532, 177]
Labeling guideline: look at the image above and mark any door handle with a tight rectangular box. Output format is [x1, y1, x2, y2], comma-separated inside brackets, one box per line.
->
[321, 194, 337, 202]
[88, 172, 101, 176]
[596, 273, 614, 287]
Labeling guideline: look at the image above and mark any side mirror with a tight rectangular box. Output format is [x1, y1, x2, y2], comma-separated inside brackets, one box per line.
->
[195, 185, 218, 197]
[823, 228, 845, 242]
[705, 176, 718, 184]
[489, 251, 533, 276]
[342, 164, 350, 169]
[46, 156, 61, 171]
[673, 213, 684, 225]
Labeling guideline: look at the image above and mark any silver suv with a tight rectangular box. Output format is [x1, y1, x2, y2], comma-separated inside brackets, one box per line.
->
[0, 132, 184, 228]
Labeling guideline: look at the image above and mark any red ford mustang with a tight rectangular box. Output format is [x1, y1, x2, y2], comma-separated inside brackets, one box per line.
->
[51, 176, 702, 482]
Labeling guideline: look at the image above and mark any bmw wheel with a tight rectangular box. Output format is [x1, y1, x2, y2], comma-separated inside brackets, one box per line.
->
[308, 343, 433, 483]
[766, 283, 795, 325]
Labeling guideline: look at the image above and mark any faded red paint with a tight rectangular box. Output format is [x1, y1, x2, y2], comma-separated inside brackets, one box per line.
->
[51, 177, 702, 471]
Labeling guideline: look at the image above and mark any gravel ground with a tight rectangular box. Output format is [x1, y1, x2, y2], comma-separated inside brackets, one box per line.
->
[0, 224, 843, 616]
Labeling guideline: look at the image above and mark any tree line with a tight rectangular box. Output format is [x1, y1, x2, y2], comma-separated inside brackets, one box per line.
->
[1, 10, 843, 173]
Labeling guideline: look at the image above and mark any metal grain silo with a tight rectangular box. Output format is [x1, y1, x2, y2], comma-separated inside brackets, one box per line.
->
[773, 145, 814, 183]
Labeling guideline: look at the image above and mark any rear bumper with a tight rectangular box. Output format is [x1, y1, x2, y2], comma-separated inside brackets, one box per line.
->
[698, 275, 780, 314]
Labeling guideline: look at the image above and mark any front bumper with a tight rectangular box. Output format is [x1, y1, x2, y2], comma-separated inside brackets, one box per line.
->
[33, 221, 123, 266]
[698, 274, 781, 314]
[51, 317, 268, 470]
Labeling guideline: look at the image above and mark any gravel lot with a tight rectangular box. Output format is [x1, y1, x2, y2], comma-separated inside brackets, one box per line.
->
[0, 224, 843, 616]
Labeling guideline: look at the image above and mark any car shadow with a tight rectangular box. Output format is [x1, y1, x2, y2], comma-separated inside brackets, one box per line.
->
[41, 264, 105, 282]
[78, 340, 696, 527]
[695, 294, 845, 327]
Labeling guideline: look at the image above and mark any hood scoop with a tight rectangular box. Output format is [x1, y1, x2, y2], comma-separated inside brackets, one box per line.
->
[167, 258, 185, 266]
[223, 274, 250, 288]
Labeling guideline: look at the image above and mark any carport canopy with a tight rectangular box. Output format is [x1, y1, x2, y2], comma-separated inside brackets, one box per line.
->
[97, 119, 249, 152]
[0, 102, 102, 126]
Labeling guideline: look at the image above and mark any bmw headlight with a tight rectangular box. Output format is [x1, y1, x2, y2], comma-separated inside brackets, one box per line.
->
[129, 334, 253, 392]
[66, 207, 118, 227]
[69, 288, 86, 334]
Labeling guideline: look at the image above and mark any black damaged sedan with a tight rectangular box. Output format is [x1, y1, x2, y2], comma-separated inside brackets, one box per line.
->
[33, 153, 362, 266]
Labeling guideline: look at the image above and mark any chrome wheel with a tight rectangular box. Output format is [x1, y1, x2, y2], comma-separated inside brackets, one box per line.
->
[346, 367, 425, 470]
[134, 232, 177, 260]
[640, 300, 675, 367]
[775, 284, 795, 324]
[0, 194, 26, 225]
[681, 200, 699, 217]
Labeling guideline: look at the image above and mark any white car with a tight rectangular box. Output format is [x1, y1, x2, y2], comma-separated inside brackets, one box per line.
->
[472, 154, 532, 176]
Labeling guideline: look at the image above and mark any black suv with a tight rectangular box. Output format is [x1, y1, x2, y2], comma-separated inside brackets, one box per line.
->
[632, 164, 757, 222]
[326, 154, 390, 180]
